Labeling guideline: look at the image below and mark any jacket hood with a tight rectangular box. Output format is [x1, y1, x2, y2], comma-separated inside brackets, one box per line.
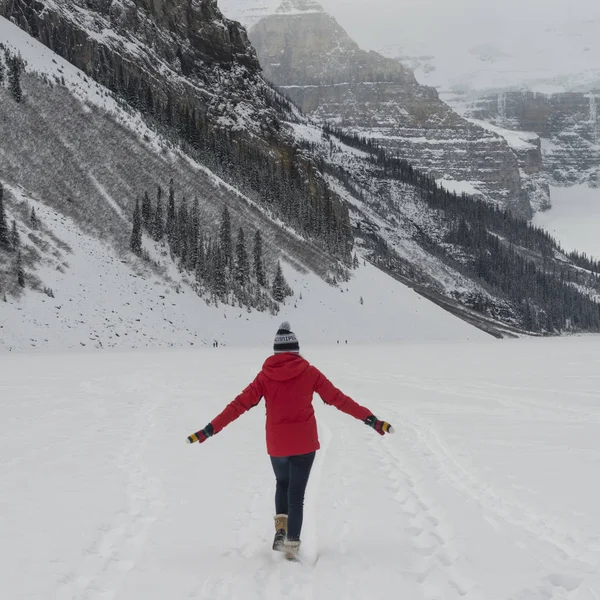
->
[262, 353, 309, 382]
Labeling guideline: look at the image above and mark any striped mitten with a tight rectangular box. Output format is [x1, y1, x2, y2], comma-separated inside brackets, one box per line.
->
[365, 415, 394, 436]
[186, 423, 214, 444]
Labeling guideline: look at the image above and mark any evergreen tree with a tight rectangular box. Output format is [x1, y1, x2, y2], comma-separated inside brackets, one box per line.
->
[145, 84, 154, 116]
[166, 179, 176, 251]
[212, 243, 227, 297]
[253, 230, 265, 286]
[272, 261, 290, 303]
[11, 220, 19, 251]
[0, 56, 4, 84]
[16, 251, 25, 287]
[30, 207, 38, 230]
[153, 186, 164, 241]
[189, 198, 200, 271]
[142, 191, 152, 231]
[130, 199, 143, 256]
[0, 184, 9, 248]
[219, 206, 233, 268]
[235, 227, 249, 286]
[196, 233, 205, 282]
[177, 197, 188, 264]
[8, 55, 23, 103]
[204, 238, 213, 288]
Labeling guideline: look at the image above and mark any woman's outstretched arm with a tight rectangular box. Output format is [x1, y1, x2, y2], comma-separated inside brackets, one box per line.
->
[186, 375, 264, 444]
[312, 367, 372, 420]
[312, 367, 394, 435]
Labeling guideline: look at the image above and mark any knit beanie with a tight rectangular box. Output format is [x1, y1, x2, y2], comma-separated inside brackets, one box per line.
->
[273, 321, 300, 354]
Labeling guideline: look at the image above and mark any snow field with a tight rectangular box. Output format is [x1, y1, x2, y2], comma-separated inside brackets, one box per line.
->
[2, 337, 600, 599]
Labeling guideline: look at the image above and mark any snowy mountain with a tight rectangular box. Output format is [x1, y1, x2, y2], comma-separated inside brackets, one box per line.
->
[0, 0, 353, 262]
[222, 0, 600, 96]
[368, 4, 600, 231]
[1, 0, 600, 345]
[220, 0, 600, 260]
[246, 0, 544, 217]
[0, 14, 489, 350]
[0, 43, 480, 351]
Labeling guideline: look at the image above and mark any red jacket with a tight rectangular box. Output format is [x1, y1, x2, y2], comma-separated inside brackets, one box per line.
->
[210, 353, 372, 457]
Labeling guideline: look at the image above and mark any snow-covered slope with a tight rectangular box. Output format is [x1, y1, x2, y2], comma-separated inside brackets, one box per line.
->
[0, 16, 158, 141]
[0, 180, 486, 351]
[3, 337, 600, 599]
[0, 0, 356, 264]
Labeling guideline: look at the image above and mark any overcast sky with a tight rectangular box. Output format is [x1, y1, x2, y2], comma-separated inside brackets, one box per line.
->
[318, 0, 600, 54]
[220, 0, 600, 90]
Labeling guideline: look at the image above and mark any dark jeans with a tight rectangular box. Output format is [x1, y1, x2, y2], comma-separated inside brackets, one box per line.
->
[270, 452, 316, 541]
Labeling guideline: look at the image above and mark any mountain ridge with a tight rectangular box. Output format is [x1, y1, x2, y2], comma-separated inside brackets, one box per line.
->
[248, 0, 544, 217]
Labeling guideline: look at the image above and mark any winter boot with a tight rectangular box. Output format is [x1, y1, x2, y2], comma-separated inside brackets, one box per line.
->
[283, 539, 301, 560]
[273, 514, 288, 552]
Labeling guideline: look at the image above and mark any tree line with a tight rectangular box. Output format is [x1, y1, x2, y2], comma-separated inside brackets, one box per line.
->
[0, 46, 24, 103]
[130, 180, 292, 310]
[88, 53, 353, 264]
[0, 183, 27, 291]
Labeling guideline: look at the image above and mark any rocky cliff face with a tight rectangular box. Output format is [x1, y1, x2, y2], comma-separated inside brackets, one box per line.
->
[467, 91, 600, 186]
[4, 0, 259, 70]
[249, 0, 536, 218]
[515, 134, 551, 211]
[1, 0, 261, 130]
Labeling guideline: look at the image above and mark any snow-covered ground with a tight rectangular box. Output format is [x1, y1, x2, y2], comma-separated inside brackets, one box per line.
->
[2, 337, 600, 600]
[534, 185, 600, 260]
[436, 179, 483, 197]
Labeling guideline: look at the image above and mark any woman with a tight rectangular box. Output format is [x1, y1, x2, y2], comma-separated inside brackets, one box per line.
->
[187, 322, 393, 559]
